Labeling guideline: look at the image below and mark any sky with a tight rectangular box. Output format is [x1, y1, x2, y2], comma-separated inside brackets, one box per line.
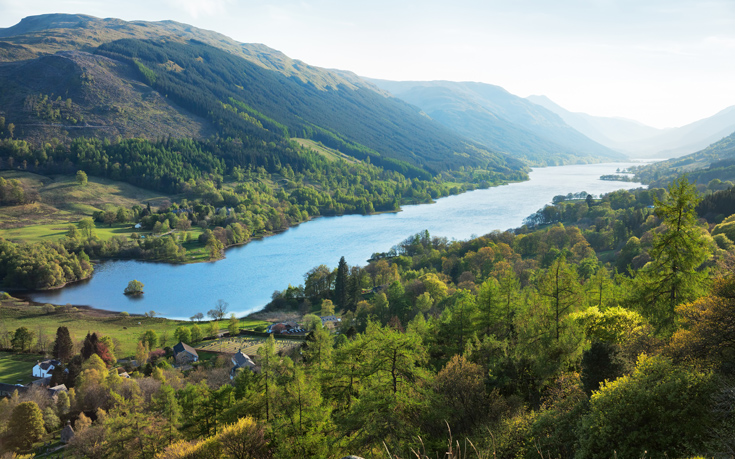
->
[1, 0, 734, 129]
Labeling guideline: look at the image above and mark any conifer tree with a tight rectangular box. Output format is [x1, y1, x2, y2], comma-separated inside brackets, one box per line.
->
[333, 256, 349, 309]
[81, 332, 99, 360]
[53, 326, 74, 363]
[633, 177, 710, 335]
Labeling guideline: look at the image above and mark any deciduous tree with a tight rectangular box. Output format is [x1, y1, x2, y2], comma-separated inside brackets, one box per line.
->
[11, 326, 35, 352]
[633, 177, 711, 335]
[8, 401, 45, 450]
[76, 170, 88, 186]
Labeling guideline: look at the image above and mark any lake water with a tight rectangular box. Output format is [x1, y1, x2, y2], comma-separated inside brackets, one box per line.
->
[26, 162, 644, 319]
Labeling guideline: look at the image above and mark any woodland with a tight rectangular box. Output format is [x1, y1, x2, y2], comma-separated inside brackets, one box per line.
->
[2, 177, 735, 458]
[1, 13, 735, 459]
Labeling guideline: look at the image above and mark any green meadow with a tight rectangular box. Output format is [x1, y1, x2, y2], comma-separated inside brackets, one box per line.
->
[0, 296, 268, 359]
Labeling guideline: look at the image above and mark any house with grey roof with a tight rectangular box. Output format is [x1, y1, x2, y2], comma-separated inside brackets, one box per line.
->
[230, 350, 256, 379]
[173, 341, 199, 364]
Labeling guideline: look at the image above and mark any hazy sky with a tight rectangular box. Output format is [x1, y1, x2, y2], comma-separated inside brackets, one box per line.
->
[1, 0, 734, 129]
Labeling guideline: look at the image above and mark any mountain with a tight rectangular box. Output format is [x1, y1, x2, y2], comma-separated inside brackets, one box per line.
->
[526, 95, 661, 147]
[0, 14, 525, 179]
[366, 79, 626, 166]
[528, 95, 735, 159]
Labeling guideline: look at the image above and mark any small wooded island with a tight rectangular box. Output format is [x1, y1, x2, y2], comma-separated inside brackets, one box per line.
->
[123, 280, 144, 295]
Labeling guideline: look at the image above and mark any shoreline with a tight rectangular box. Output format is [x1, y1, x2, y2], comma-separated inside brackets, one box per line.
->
[15, 163, 639, 317]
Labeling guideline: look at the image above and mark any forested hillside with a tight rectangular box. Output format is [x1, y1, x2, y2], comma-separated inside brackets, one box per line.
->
[633, 130, 735, 187]
[2, 178, 733, 458]
[0, 14, 524, 179]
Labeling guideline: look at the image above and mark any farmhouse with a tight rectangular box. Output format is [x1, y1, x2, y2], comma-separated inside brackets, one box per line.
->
[173, 341, 199, 364]
[33, 359, 60, 378]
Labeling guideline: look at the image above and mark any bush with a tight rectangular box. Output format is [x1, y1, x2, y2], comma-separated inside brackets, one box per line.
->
[577, 355, 716, 459]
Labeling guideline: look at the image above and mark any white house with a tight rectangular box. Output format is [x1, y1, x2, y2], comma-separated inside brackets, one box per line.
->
[32, 359, 60, 378]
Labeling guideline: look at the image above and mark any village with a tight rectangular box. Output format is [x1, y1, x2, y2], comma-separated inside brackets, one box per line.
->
[0, 310, 343, 455]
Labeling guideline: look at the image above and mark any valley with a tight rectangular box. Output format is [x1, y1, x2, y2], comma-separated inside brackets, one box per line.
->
[1, 9, 735, 459]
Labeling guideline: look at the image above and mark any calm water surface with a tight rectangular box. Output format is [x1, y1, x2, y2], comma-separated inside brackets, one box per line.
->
[27, 163, 643, 319]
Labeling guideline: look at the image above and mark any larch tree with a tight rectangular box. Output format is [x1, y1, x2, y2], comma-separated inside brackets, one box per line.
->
[633, 176, 710, 335]
[537, 256, 583, 342]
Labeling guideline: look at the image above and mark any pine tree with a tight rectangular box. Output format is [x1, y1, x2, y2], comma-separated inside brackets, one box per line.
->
[81, 332, 99, 360]
[53, 326, 74, 363]
[333, 256, 349, 309]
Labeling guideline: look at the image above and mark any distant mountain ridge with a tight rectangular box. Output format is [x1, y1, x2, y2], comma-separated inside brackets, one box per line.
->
[0, 13, 525, 178]
[527, 95, 735, 159]
[366, 79, 627, 166]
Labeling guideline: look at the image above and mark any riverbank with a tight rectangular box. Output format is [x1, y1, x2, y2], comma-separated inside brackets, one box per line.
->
[23, 162, 643, 319]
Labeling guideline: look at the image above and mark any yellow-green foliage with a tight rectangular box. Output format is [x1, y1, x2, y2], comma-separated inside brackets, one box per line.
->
[712, 233, 734, 251]
[156, 417, 265, 459]
[577, 354, 716, 459]
[571, 306, 646, 344]
[712, 220, 735, 242]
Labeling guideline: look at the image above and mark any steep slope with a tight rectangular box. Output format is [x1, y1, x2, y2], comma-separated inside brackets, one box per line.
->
[0, 50, 215, 142]
[367, 79, 626, 166]
[0, 13, 374, 91]
[0, 14, 524, 178]
[528, 94, 735, 159]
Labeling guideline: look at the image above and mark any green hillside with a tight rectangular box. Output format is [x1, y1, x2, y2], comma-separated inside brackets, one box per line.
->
[0, 14, 526, 180]
[633, 130, 735, 187]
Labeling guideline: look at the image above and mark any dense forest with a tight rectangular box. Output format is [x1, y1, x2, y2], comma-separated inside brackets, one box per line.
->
[92, 38, 522, 177]
[2, 177, 735, 458]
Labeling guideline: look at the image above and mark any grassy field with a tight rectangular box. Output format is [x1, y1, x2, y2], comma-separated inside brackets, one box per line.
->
[0, 171, 217, 262]
[293, 138, 359, 164]
[0, 351, 42, 384]
[0, 170, 171, 230]
[0, 296, 268, 359]
[196, 335, 303, 355]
